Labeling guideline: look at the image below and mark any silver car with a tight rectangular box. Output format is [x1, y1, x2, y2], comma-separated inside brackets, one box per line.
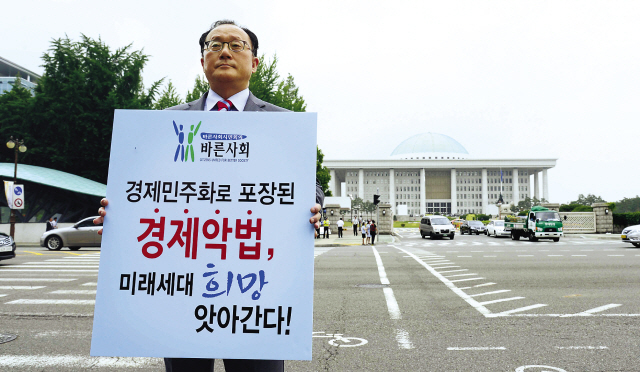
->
[40, 216, 102, 251]
[621, 224, 640, 248]
[486, 220, 510, 238]
[0, 232, 16, 261]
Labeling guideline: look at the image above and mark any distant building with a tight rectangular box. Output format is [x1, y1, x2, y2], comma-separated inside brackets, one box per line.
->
[324, 133, 557, 216]
[0, 56, 40, 96]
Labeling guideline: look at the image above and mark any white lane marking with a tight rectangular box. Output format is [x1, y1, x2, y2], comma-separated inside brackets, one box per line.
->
[447, 347, 506, 350]
[483, 255, 497, 257]
[395, 329, 414, 349]
[562, 304, 622, 317]
[0, 286, 45, 290]
[548, 255, 563, 257]
[372, 247, 414, 350]
[487, 304, 548, 317]
[572, 255, 587, 257]
[0, 278, 76, 282]
[608, 255, 624, 257]
[469, 290, 512, 297]
[429, 263, 456, 266]
[457, 255, 472, 257]
[449, 277, 485, 283]
[49, 290, 96, 295]
[477, 297, 525, 306]
[423, 260, 451, 264]
[555, 346, 608, 350]
[82, 282, 97, 286]
[372, 247, 401, 318]
[0, 355, 161, 368]
[0, 295, 6, 297]
[437, 269, 469, 274]
[432, 266, 461, 270]
[6, 299, 95, 305]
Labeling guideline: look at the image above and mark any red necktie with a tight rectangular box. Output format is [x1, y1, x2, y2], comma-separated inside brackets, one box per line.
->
[212, 99, 237, 111]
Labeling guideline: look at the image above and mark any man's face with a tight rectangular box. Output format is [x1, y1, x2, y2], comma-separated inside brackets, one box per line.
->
[201, 25, 259, 95]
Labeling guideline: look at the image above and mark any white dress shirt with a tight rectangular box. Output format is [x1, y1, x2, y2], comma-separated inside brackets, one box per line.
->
[204, 88, 250, 112]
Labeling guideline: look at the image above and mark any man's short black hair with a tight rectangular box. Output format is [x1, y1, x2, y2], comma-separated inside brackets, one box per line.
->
[199, 20, 259, 57]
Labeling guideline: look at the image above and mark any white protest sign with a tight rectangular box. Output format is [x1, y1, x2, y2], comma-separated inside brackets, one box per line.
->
[91, 110, 317, 360]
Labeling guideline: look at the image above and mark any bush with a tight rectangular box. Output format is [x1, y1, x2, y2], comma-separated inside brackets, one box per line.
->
[476, 214, 491, 221]
[573, 205, 593, 212]
[518, 210, 529, 216]
[613, 212, 640, 227]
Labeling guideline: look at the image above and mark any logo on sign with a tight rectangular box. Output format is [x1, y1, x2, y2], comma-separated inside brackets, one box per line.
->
[13, 186, 22, 196]
[173, 120, 202, 162]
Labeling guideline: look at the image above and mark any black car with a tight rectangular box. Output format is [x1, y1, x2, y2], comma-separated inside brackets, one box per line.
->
[460, 220, 486, 235]
[0, 232, 16, 261]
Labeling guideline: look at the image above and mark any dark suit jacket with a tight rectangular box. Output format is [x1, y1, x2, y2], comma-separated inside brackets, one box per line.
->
[167, 90, 324, 206]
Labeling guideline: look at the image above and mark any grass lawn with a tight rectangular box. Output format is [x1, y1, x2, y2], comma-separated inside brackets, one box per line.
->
[393, 221, 420, 228]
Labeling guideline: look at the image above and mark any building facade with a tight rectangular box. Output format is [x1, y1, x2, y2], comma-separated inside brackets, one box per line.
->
[325, 133, 556, 216]
[0, 56, 40, 96]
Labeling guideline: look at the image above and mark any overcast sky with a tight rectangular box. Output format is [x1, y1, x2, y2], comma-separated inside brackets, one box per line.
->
[3, 0, 639, 204]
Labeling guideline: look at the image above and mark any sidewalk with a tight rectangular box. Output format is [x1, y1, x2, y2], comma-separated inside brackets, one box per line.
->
[314, 230, 396, 247]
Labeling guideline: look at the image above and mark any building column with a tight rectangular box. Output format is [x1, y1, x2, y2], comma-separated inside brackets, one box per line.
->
[450, 169, 458, 215]
[329, 169, 336, 197]
[512, 168, 519, 206]
[534, 171, 540, 200]
[358, 169, 364, 199]
[481, 168, 488, 214]
[389, 169, 395, 215]
[542, 169, 549, 201]
[420, 168, 426, 216]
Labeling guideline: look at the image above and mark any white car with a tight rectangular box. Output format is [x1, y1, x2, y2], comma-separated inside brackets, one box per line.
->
[40, 216, 102, 251]
[621, 224, 640, 248]
[486, 220, 510, 238]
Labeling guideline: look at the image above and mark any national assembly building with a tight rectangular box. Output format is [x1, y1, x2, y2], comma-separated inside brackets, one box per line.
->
[323, 133, 557, 216]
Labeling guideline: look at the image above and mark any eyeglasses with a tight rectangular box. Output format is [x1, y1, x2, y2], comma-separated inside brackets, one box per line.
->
[203, 40, 251, 53]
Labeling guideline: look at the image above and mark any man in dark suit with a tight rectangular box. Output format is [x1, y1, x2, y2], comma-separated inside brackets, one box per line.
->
[96, 19, 323, 372]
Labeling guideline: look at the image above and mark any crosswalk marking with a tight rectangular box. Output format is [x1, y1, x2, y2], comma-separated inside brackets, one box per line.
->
[0, 286, 45, 290]
[6, 299, 95, 305]
[0, 278, 76, 282]
[49, 290, 96, 295]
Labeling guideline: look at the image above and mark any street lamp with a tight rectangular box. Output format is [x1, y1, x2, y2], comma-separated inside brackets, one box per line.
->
[6, 137, 27, 239]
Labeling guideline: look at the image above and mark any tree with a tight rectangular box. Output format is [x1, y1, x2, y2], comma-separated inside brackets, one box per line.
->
[153, 80, 183, 110]
[185, 75, 209, 103]
[612, 196, 640, 213]
[15, 35, 161, 183]
[572, 194, 605, 206]
[316, 147, 332, 197]
[0, 76, 33, 158]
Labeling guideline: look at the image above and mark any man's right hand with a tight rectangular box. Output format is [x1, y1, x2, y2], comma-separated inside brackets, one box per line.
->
[94, 198, 108, 235]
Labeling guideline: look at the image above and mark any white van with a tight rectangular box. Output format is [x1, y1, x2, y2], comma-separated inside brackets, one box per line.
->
[419, 216, 455, 240]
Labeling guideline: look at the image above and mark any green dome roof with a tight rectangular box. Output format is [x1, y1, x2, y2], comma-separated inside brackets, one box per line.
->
[390, 133, 469, 158]
[0, 163, 106, 197]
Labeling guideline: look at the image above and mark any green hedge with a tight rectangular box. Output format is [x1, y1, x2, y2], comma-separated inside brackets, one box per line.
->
[613, 212, 640, 227]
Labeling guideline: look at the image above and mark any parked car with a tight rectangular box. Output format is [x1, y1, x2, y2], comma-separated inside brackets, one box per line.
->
[486, 220, 510, 238]
[0, 232, 16, 261]
[460, 220, 486, 235]
[420, 216, 455, 239]
[40, 216, 102, 251]
[621, 224, 640, 248]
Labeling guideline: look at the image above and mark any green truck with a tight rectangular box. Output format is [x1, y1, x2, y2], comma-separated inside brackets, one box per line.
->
[504, 206, 563, 242]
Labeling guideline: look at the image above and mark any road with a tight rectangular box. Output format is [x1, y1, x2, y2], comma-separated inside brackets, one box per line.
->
[0, 232, 638, 371]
